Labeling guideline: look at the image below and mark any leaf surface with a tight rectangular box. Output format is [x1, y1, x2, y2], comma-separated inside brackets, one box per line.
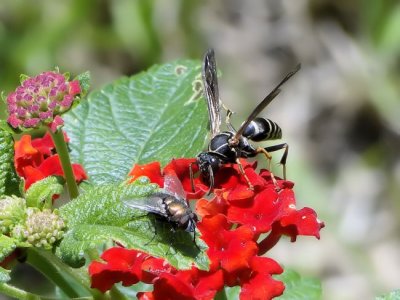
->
[64, 60, 207, 184]
[276, 269, 322, 300]
[58, 179, 209, 270]
[0, 128, 21, 197]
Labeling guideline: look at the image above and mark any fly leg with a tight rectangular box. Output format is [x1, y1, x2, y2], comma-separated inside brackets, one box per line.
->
[144, 215, 159, 246]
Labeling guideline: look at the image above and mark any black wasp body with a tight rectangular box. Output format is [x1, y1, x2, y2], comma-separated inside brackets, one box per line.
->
[123, 174, 198, 234]
[242, 118, 282, 142]
[192, 49, 300, 193]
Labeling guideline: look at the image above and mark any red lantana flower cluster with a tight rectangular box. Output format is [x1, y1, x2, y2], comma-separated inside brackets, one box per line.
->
[14, 132, 87, 190]
[89, 159, 324, 299]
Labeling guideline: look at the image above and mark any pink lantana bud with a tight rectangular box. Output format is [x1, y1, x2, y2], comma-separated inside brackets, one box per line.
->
[69, 80, 81, 96]
[49, 115, 64, 133]
[6, 71, 82, 131]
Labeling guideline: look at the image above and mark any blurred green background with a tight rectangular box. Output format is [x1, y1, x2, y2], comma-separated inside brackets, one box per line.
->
[1, 1, 400, 299]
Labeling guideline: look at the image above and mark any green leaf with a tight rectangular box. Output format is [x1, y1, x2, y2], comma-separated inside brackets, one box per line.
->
[0, 235, 18, 263]
[275, 269, 322, 300]
[25, 176, 64, 209]
[19, 74, 29, 84]
[376, 290, 400, 300]
[0, 128, 21, 197]
[0, 267, 11, 283]
[58, 178, 209, 270]
[0, 120, 16, 135]
[63, 59, 208, 185]
[74, 71, 91, 96]
[215, 286, 240, 300]
[379, 6, 400, 54]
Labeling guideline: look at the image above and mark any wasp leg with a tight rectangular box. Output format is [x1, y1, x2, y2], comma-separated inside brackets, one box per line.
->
[225, 108, 237, 132]
[189, 162, 196, 192]
[206, 165, 215, 195]
[236, 158, 254, 190]
[256, 147, 278, 186]
[256, 148, 273, 170]
[258, 143, 289, 180]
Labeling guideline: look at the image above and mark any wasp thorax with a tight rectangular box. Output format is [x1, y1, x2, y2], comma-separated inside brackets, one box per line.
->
[228, 137, 239, 147]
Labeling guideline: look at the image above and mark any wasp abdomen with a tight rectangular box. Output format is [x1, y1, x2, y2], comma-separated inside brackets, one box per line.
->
[242, 118, 282, 141]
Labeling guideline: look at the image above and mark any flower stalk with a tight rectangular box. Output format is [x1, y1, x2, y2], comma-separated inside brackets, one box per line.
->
[0, 282, 41, 300]
[25, 248, 93, 298]
[49, 128, 79, 199]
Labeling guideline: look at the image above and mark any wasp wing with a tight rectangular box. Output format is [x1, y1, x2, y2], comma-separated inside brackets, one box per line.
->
[123, 195, 168, 217]
[234, 64, 301, 140]
[202, 48, 221, 137]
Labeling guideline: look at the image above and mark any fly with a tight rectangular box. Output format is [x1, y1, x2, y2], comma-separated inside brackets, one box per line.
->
[123, 173, 198, 242]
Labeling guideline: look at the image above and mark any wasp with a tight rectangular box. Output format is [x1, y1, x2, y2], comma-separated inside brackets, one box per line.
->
[123, 173, 198, 240]
[191, 49, 300, 194]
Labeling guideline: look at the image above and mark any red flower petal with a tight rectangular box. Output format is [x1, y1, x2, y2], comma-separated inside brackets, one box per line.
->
[192, 269, 224, 300]
[22, 165, 46, 190]
[14, 135, 43, 176]
[250, 256, 283, 275]
[71, 163, 88, 182]
[141, 257, 175, 284]
[239, 271, 284, 300]
[198, 214, 258, 273]
[277, 207, 325, 241]
[151, 272, 195, 300]
[226, 184, 254, 202]
[239, 256, 285, 300]
[31, 131, 69, 157]
[31, 132, 55, 156]
[163, 158, 207, 199]
[195, 191, 228, 218]
[89, 247, 149, 293]
[38, 154, 87, 182]
[227, 187, 282, 234]
[138, 292, 155, 300]
[172, 268, 224, 300]
[128, 162, 164, 187]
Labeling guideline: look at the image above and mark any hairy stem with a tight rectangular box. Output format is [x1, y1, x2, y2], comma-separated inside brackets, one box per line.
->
[26, 248, 92, 298]
[0, 283, 40, 300]
[49, 129, 79, 199]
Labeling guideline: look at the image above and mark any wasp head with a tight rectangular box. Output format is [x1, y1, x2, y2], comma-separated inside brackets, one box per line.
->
[196, 152, 221, 177]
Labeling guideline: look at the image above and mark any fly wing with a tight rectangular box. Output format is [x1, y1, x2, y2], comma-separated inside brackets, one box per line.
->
[123, 195, 168, 217]
[202, 48, 221, 137]
[163, 173, 187, 204]
[234, 64, 301, 140]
